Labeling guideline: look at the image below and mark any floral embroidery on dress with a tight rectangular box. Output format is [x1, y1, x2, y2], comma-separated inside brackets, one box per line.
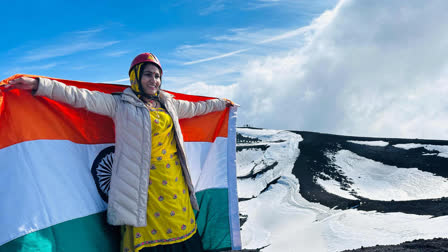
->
[126, 109, 197, 249]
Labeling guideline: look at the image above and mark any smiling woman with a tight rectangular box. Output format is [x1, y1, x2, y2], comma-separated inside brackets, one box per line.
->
[140, 64, 161, 96]
[4, 52, 236, 252]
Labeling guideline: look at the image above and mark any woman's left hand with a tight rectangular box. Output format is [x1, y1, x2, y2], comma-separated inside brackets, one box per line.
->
[224, 98, 238, 107]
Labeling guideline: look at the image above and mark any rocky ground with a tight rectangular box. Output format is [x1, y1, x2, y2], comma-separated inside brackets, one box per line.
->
[236, 129, 448, 252]
[341, 238, 448, 252]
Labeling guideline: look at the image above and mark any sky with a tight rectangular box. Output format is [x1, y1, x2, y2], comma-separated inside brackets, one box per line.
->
[1, 0, 448, 140]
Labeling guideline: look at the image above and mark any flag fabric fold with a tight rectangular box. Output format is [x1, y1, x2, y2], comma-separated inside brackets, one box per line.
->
[0, 74, 241, 251]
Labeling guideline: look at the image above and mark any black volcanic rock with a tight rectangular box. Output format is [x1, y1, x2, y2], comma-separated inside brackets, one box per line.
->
[236, 128, 448, 251]
[291, 130, 448, 216]
[340, 238, 448, 252]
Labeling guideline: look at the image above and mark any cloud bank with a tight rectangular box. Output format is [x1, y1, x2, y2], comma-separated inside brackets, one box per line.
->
[178, 0, 448, 140]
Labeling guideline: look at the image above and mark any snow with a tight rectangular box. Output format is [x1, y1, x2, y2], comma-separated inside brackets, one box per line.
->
[236, 148, 272, 177]
[237, 128, 448, 252]
[240, 171, 448, 252]
[238, 128, 286, 137]
[347, 140, 389, 147]
[323, 211, 448, 251]
[240, 176, 330, 252]
[315, 176, 358, 200]
[394, 143, 448, 158]
[237, 129, 302, 199]
[317, 150, 448, 201]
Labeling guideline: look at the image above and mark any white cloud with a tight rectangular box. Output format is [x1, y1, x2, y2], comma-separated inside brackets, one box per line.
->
[183, 49, 249, 65]
[178, 0, 448, 139]
[199, 0, 226, 15]
[178, 24, 320, 66]
[103, 77, 130, 84]
[245, 0, 337, 11]
[104, 50, 130, 57]
[18, 27, 120, 62]
[257, 26, 310, 44]
[4, 63, 60, 76]
[73, 27, 104, 35]
[175, 81, 238, 99]
[22, 41, 119, 62]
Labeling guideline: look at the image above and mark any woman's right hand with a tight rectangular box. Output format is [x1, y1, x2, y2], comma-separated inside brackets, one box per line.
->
[2, 77, 38, 92]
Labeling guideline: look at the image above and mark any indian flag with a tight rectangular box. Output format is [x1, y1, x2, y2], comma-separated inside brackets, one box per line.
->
[0, 74, 241, 251]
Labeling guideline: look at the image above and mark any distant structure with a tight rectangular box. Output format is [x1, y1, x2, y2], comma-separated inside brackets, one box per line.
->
[236, 133, 262, 144]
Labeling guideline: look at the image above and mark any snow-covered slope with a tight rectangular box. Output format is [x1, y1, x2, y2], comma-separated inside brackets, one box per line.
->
[237, 128, 448, 252]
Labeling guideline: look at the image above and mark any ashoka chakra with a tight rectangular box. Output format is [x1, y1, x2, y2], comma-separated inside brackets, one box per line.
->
[91, 146, 115, 202]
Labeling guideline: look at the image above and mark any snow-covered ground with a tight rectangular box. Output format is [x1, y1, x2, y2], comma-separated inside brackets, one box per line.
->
[236, 128, 302, 199]
[347, 140, 389, 147]
[237, 128, 448, 252]
[317, 150, 448, 201]
[394, 143, 448, 158]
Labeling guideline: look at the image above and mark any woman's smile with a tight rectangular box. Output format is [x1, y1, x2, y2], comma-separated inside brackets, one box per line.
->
[141, 64, 161, 95]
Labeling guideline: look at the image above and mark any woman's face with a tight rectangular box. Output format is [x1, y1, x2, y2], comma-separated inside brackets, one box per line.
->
[140, 64, 161, 95]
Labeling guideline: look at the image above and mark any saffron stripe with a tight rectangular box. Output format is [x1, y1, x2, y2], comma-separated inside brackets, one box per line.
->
[0, 74, 228, 149]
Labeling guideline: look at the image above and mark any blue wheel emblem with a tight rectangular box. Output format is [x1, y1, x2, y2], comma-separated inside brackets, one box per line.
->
[91, 146, 115, 202]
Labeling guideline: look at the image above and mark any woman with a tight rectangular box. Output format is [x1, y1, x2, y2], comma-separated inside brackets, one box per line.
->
[6, 52, 234, 252]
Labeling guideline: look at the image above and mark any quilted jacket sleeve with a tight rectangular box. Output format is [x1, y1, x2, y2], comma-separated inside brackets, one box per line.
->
[34, 78, 118, 118]
[173, 98, 227, 119]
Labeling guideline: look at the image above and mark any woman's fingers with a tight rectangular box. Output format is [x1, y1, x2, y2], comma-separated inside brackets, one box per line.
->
[0, 84, 14, 92]
[224, 98, 239, 107]
[5, 77, 38, 91]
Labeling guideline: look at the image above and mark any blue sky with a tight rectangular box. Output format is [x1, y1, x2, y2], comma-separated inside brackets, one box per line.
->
[1, 0, 335, 84]
[2, 0, 448, 139]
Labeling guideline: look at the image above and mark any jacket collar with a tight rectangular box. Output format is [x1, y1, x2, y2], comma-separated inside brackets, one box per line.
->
[120, 88, 173, 107]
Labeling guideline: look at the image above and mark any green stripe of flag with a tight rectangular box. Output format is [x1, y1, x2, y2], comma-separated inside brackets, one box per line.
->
[2, 188, 232, 251]
[0, 212, 120, 252]
[195, 188, 232, 251]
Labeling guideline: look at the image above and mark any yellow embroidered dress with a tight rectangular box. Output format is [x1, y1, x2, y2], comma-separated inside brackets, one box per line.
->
[122, 107, 197, 252]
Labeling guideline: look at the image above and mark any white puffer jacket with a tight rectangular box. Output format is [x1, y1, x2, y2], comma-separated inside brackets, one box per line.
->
[35, 78, 227, 227]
